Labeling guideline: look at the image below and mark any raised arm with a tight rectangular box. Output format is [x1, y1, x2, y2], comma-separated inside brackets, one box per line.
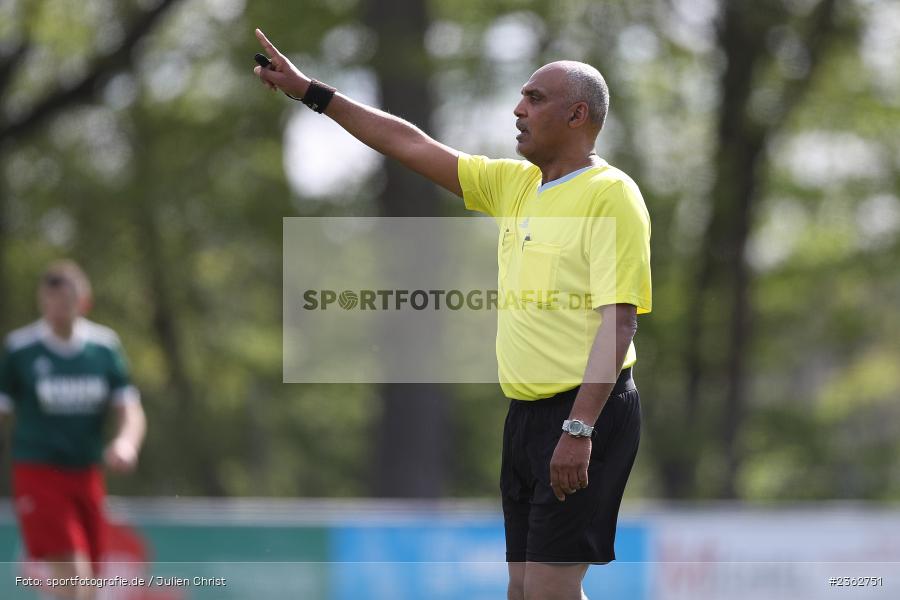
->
[253, 28, 462, 197]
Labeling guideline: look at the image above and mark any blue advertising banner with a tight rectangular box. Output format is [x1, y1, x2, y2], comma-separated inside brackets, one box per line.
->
[330, 519, 648, 600]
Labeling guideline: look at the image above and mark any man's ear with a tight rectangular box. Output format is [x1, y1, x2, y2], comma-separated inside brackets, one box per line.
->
[568, 101, 589, 127]
[79, 294, 93, 316]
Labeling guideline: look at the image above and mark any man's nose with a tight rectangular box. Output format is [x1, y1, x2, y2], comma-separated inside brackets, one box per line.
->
[513, 99, 526, 118]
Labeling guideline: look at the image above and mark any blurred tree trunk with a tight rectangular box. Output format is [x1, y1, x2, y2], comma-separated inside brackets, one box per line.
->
[363, 0, 450, 497]
[129, 113, 226, 496]
[668, 0, 840, 499]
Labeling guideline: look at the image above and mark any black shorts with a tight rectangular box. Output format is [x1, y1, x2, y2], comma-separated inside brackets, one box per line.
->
[500, 368, 641, 564]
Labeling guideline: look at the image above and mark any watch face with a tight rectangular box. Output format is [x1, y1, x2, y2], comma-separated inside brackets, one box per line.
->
[569, 421, 584, 435]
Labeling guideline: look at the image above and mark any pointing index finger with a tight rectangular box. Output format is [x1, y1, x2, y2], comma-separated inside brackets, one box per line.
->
[255, 28, 282, 60]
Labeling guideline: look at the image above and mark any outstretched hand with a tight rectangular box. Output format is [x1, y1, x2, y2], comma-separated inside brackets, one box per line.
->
[253, 28, 310, 99]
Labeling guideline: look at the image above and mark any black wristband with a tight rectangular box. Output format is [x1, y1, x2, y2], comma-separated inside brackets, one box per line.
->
[302, 79, 336, 113]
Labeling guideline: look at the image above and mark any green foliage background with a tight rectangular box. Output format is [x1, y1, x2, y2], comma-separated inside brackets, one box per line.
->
[1, 0, 898, 500]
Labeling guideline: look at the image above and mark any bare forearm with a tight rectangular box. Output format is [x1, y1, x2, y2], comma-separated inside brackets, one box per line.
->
[283, 76, 426, 157]
[325, 92, 461, 193]
[569, 305, 637, 423]
[327, 94, 446, 168]
[105, 402, 145, 473]
[282, 76, 459, 192]
[114, 403, 146, 449]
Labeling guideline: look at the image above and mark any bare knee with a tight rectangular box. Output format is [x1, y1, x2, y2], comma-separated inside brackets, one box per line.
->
[524, 584, 586, 600]
[525, 581, 569, 600]
[508, 562, 526, 600]
[524, 562, 588, 600]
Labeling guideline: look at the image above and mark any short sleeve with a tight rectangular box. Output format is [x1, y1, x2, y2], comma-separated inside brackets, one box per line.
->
[0, 344, 15, 413]
[457, 153, 530, 217]
[589, 180, 652, 313]
[108, 341, 140, 405]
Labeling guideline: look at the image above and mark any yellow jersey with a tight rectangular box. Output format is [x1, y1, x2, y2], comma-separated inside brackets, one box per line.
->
[458, 153, 652, 400]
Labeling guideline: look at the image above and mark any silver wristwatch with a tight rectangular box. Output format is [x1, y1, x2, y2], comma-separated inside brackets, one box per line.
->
[562, 419, 593, 438]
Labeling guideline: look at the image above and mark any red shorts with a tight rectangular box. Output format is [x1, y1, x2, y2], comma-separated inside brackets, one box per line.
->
[12, 463, 107, 566]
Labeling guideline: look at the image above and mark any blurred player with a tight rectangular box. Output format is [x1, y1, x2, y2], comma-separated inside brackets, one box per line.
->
[0, 260, 146, 599]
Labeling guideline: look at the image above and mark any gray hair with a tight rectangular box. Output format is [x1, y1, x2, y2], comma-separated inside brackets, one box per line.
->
[559, 61, 609, 129]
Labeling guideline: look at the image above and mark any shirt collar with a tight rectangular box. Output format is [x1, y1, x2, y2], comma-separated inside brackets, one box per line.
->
[38, 317, 87, 357]
[537, 161, 606, 194]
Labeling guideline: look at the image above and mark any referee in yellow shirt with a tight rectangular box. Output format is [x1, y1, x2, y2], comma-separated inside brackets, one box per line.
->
[254, 29, 651, 600]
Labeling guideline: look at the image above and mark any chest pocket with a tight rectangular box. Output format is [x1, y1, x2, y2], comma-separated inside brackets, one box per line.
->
[518, 241, 561, 304]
